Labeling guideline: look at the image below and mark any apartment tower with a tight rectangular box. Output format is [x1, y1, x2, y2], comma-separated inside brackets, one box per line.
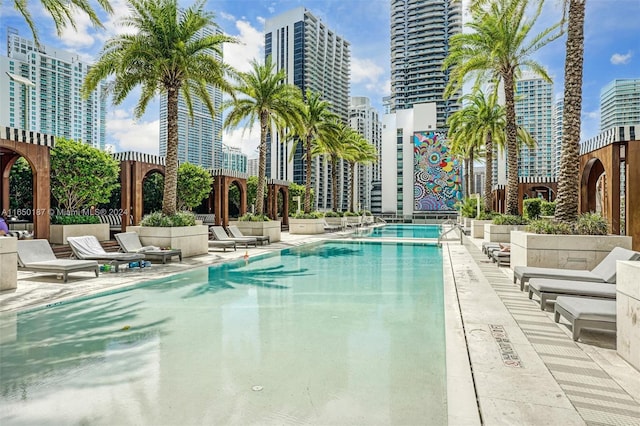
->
[0, 28, 106, 148]
[264, 7, 351, 210]
[600, 79, 640, 131]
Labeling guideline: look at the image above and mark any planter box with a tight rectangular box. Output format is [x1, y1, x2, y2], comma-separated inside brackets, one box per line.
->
[345, 216, 362, 226]
[289, 218, 324, 235]
[483, 224, 528, 243]
[510, 231, 633, 271]
[0, 237, 17, 291]
[230, 220, 281, 243]
[127, 225, 208, 258]
[50, 223, 110, 245]
[470, 220, 492, 238]
[617, 261, 640, 371]
[324, 217, 345, 227]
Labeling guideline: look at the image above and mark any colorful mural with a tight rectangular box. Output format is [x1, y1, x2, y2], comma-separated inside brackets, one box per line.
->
[413, 131, 462, 211]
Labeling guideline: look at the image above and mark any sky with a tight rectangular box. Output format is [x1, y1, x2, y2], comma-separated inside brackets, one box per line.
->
[0, 0, 639, 159]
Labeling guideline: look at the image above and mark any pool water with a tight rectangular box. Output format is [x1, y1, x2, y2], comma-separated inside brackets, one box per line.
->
[0, 241, 446, 425]
[363, 224, 441, 239]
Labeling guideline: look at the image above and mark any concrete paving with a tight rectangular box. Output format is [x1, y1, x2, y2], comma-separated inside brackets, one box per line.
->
[1, 229, 639, 425]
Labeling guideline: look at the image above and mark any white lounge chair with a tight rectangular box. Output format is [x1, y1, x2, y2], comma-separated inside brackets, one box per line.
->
[115, 232, 182, 264]
[227, 225, 270, 245]
[67, 235, 145, 272]
[17, 239, 99, 283]
[528, 278, 617, 310]
[513, 246, 640, 291]
[554, 296, 617, 341]
[209, 226, 257, 248]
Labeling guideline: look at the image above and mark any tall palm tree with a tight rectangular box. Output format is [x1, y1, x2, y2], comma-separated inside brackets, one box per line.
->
[447, 90, 505, 211]
[289, 90, 339, 213]
[555, 0, 586, 223]
[223, 56, 304, 215]
[312, 120, 346, 212]
[83, 0, 236, 217]
[12, 0, 112, 44]
[342, 130, 378, 213]
[443, 0, 562, 215]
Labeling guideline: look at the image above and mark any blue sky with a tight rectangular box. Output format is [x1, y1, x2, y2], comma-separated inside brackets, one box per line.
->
[1, 0, 638, 158]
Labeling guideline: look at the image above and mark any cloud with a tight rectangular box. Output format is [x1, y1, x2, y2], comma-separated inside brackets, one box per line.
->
[58, 10, 96, 49]
[351, 57, 385, 84]
[224, 19, 264, 72]
[107, 109, 160, 154]
[219, 11, 235, 21]
[223, 122, 261, 158]
[610, 51, 632, 65]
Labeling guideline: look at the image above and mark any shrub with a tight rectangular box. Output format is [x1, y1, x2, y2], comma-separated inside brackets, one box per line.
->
[177, 163, 213, 210]
[476, 211, 497, 220]
[359, 210, 372, 216]
[324, 211, 343, 217]
[140, 211, 196, 227]
[292, 211, 324, 219]
[492, 214, 528, 225]
[523, 198, 542, 220]
[527, 219, 572, 234]
[51, 215, 101, 225]
[540, 201, 556, 217]
[573, 212, 608, 235]
[344, 211, 358, 217]
[456, 197, 477, 219]
[238, 213, 270, 222]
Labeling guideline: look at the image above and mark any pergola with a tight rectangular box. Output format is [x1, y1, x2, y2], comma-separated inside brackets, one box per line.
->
[579, 125, 639, 250]
[208, 169, 248, 227]
[0, 127, 54, 239]
[266, 179, 290, 226]
[492, 177, 557, 214]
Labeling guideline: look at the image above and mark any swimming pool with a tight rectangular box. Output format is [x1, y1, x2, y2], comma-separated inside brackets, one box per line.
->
[360, 224, 441, 239]
[0, 240, 446, 425]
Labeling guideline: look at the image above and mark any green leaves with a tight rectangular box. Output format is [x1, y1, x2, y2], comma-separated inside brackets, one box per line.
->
[176, 162, 212, 210]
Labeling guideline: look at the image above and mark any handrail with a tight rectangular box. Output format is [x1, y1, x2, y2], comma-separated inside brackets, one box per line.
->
[437, 222, 463, 246]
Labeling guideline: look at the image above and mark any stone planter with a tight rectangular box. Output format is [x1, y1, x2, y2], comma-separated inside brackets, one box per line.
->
[0, 237, 17, 291]
[470, 220, 492, 238]
[50, 223, 110, 245]
[483, 224, 528, 243]
[127, 225, 208, 258]
[324, 217, 345, 228]
[230, 220, 281, 243]
[345, 216, 362, 227]
[289, 218, 324, 235]
[509, 231, 633, 271]
[617, 261, 640, 371]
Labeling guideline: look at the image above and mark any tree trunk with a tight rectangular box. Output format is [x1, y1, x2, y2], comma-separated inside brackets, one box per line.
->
[162, 87, 179, 216]
[255, 111, 268, 215]
[469, 147, 475, 196]
[504, 70, 520, 216]
[484, 131, 493, 212]
[350, 162, 356, 212]
[331, 157, 338, 211]
[304, 135, 312, 213]
[555, 0, 585, 224]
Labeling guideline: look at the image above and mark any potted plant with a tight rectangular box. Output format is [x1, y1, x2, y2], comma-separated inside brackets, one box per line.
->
[231, 213, 281, 243]
[510, 213, 632, 271]
[471, 210, 496, 238]
[49, 138, 118, 244]
[289, 211, 325, 235]
[324, 211, 345, 228]
[483, 214, 529, 243]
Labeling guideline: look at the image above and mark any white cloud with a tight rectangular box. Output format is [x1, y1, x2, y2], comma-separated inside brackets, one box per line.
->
[107, 109, 160, 154]
[256, 16, 265, 25]
[223, 122, 261, 158]
[610, 51, 632, 65]
[53, 6, 97, 49]
[219, 11, 235, 21]
[351, 57, 385, 84]
[224, 19, 264, 72]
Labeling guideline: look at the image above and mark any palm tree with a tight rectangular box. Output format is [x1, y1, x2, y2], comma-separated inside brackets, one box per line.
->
[341, 130, 378, 213]
[289, 90, 340, 213]
[443, 0, 562, 215]
[83, 0, 237, 217]
[223, 56, 304, 215]
[555, 0, 586, 223]
[12, 0, 112, 44]
[447, 90, 505, 211]
[312, 120, 346, 212]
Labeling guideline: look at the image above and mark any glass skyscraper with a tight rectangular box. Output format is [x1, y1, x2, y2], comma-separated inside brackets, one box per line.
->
[600, 79, 640, 131]
[0, 28, 106, 149]
[389, 0, 462, 127]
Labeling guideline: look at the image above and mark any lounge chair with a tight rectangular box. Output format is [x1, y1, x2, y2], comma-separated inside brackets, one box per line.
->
[554, 296, 617, 341]
[482, 242, 501, 256]
[209, 226, 257, 248]
[513, 246, 640, 291]
[208, 239, 237, 252]
[491, 250, 510, 267]
[115, 232, 182, 264]
[16, 239, 99, 283]
[67, 235, 145, 272]
[527, 278, 617, 310]
[322, 219, 343, 232]
[227, 225, 270, 245]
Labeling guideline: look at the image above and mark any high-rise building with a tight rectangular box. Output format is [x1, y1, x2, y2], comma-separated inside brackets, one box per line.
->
[159, 27, 223, 169]
[600, 79, 640, 131]
[349, 96, 382, 212]
[515, 72, 555, 179]
[0, 28, 106, 149]
[552, 97, 564, 178]
[389, 0, 462, 127]
[247, 158, 259, 177]
[222, 144, 247, 173]
[264, 7, 351, 210]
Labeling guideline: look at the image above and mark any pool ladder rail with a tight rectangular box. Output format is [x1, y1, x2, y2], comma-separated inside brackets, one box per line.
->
[437, 219, 464, 247]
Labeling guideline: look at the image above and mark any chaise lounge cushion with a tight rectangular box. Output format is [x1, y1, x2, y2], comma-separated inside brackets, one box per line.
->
[528, 278, 617, 310]
[553, 296, 617, 341]
[17, 239, 99, 283]
[115, 232, 182, 264]
[67, 235, 145, 272]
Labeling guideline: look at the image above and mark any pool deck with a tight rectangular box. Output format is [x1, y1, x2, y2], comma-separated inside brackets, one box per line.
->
[1, 230, 639, 425]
